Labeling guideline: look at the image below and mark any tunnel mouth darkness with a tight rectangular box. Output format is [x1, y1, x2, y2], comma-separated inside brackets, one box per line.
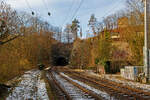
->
[54, 57, 68, 66]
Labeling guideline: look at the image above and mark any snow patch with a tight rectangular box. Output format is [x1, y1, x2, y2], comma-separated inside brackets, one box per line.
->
[6, 70, 49, 100]
[37, 75, 49, 100]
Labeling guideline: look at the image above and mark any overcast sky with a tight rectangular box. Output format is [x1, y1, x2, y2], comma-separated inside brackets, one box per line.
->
[4, 0, 126, 37]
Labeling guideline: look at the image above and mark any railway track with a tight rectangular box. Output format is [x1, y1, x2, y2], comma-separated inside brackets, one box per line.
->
[46, 71, 69, 100]
[47, 68, 103, 100]
[58, 67, 150, 100]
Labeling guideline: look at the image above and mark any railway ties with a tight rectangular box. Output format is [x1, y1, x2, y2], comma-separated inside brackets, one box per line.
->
[48, 67, 150, 100]
[48, 69, 102, 100]
[61, 69, 150, 100]
[46, 71, 68, 100]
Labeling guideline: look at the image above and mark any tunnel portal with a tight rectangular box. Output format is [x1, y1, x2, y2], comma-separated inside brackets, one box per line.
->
[51, 43, 73, 66]
[54, 56, 68, 66]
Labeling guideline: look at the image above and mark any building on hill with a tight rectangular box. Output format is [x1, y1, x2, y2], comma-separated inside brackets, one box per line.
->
[98, 16, 145, 73]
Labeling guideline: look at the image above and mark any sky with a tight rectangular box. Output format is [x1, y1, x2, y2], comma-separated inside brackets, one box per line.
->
[4, 0, 126, 37]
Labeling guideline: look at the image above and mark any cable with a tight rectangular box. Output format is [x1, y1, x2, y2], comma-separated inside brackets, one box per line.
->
[62, 0, 76, 27]
[42, 0, 50, 16]
[70, 0, 84, 21]
[42, 0, 49, 11]
[41, 0, 51, 16]
[40, 0, 55, 26]
[25, 0, 32, 11]
[76, 0, 123, 37]
[102, 0, 123, 18]
[73, 0, 122, 21]
[62, 0, 84, 38]
[24, 0, 35, 15]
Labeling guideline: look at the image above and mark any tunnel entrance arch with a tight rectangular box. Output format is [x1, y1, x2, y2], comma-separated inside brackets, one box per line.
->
[54, 56, 69, 66]
[51, 43, 73, 66]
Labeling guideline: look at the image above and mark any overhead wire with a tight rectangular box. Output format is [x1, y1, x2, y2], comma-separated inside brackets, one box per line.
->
[70, 0, 84, 21]
[41, 0, 51, 16]
[40, 0, 57, 26]
[62, 0, 84, 38]
[72, 0, 122, 20]
[24, 0, 122, 32]
[24, 0, 32, 11]
[24, 0, 49, 24]
[24, 0, 35, 15]
[70, 0, 122, 38]
[43, 0, 49, 11]
[62, 0, 76, 27]
[62, 0, 84, 31]
[102, 0, 123, 18]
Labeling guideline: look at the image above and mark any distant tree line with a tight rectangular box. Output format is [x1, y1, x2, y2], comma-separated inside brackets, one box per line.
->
[0, 1, 57, 83]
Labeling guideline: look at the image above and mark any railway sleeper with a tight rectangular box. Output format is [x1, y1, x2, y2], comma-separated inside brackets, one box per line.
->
[64, 71, 149, 100]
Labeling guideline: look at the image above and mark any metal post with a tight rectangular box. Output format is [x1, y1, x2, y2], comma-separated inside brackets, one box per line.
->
[144, 0, 150, 81]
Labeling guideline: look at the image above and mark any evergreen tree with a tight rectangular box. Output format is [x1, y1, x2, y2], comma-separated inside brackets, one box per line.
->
[71, 18, 80, 40]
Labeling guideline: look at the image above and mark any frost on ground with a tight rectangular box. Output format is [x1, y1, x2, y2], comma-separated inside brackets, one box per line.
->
[104, 75, 150, 92]
[60, 73, 117, 100]
[37, 73, 49, 100]
[6, 70, 49, 100]
[86, 71, 150, 93]
[53, 72, 94, 100]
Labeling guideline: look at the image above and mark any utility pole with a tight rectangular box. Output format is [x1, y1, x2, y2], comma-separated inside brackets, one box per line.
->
[144, 0, 150, 81]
